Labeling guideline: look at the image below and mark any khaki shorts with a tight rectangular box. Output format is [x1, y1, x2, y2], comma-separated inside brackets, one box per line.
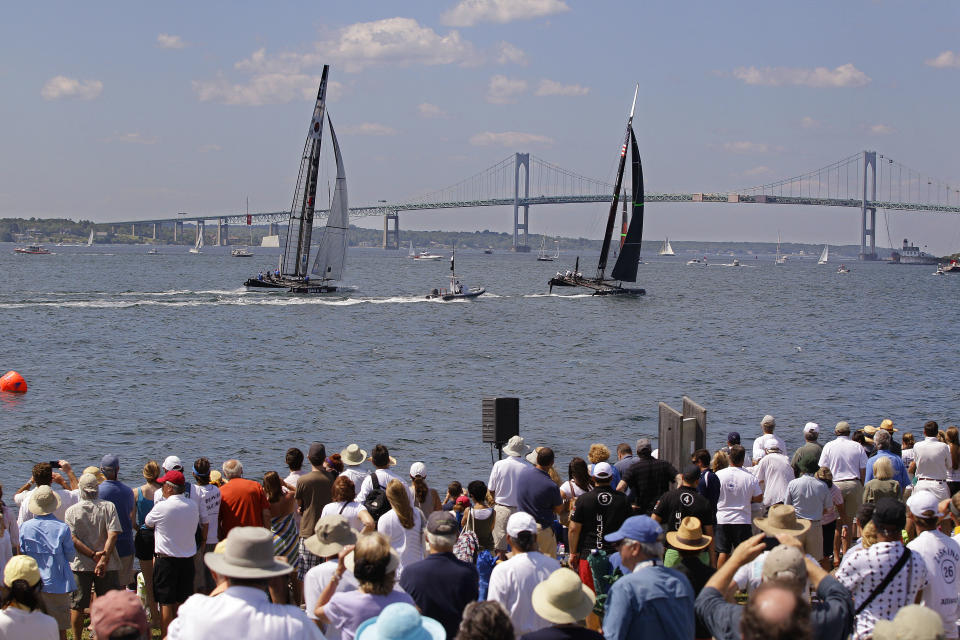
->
[492, 504, 517, 552]
[835, 479, 863, 522]
[800, 520, 823, 561]
[43, 591, 71, 630]
[118, 553, 135, 586]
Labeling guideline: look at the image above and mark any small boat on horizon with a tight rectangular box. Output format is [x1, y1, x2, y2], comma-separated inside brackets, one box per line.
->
[537, 237, 559, 262]
[408, 242, 443, 261]
[14, 244, 51, 255]
[231, 248, 253, 257]
[837, 263, 850, 273]
[818, 245, 829, 264]
[147, 248, 159, 255]
[658, 238, 675, 256]
[687, 257, 707, 266]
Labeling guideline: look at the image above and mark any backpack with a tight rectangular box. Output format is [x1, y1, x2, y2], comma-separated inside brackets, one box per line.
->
[453, 508, 479, 564]
[363, 472, 392, 522]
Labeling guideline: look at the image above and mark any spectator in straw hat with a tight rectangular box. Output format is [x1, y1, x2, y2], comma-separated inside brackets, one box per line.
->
[665, 517, 714, 640]
[90, 588, 148, 640]
[18, 485, 76, 638]
[873, 605, 945, 640]
[879, 419, 902, 456]
[487, 436, 533, 555]
[339, 444, 369, 494]
[168, 526, 321, 639]
[303, 514, 359, 636]
[64, 472, 123, 640]
[0, 554, 58, 640]
[517, 567, 601, 640]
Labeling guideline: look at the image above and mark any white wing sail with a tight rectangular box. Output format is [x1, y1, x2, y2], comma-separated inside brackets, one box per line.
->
[311, 114, 348, 281]
[87, 230, 94, 246]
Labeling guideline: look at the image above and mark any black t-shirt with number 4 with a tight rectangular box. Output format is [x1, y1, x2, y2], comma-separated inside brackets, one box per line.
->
[653, 486, 715, 535]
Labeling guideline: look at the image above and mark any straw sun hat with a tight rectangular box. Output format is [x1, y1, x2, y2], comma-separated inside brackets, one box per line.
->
[340, 444, 368, 467]
[753, 504, 811, 538]
[665, 517, 713, 551]
[531, 568, 596, 625]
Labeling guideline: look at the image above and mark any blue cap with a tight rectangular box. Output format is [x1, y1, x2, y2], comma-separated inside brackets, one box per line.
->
[100, 454, 119, 471]
[727, 431, 741, 445]
[604, 515, 662, 544]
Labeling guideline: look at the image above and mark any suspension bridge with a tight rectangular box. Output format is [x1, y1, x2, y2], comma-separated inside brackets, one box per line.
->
[109, 150, 960, 261]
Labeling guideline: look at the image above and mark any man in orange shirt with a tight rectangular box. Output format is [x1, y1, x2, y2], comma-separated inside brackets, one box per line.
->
[217, 459, 270, 539]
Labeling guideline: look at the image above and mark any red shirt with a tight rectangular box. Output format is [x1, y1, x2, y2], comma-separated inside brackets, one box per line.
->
[218, 477, 269, 538]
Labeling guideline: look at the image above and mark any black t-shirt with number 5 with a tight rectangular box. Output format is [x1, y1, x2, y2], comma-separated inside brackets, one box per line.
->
[570, 485, 630, 553]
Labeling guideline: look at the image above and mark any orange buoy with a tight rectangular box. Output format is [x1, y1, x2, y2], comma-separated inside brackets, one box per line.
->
[0, 371, 27, 393]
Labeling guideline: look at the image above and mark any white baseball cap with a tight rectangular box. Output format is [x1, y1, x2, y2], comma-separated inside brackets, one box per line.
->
[907, 491, 943, 519]
[803, 422, 820, 435]
[162, 455, 183, 472]
[506, 511, 538, 537]
[592, 462, 614, 479]
[409, 462, 427, 479]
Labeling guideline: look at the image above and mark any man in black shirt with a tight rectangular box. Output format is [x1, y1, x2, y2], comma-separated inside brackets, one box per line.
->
[616, 438, 678, 515]
[568, 462, 629, 591]
[653, 465, 716, 566]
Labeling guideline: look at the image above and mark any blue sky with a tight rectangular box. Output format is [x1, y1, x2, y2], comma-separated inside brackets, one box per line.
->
[2, 1, 959, 252]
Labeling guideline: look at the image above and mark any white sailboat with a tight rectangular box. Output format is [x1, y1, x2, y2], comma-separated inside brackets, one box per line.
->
[537, 236, 558, 262]
[189, 227, 204, 254]
[86, 230, 94, 247]
[232, 197, 254, 257]
[818, 245, 829, 265]
[658, 238, 675, 256]
[775, 233, 786, 264]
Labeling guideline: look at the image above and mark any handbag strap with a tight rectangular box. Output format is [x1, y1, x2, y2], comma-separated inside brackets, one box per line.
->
[338, 501, 349, 515]
[855, 547, 912, 615]
[462, 507, 476, 532]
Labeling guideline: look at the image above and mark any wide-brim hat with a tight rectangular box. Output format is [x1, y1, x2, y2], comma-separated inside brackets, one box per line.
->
[341, 444, 368, 466]
[28, 485, 61, 516]
[502, 435, 530, 458]
[880, 419, 898, 433]
[863, 425, 878, 436]
[355, 602, 445, 640]
[368, 455, 398, 467]
[305, 514, 358, 558]
[665, 516, 713, 551]
[531, 568, 596, 624]
[204, 527, 293, 579]
[754, 504, 811, 537]
[344, 547, 400, 575]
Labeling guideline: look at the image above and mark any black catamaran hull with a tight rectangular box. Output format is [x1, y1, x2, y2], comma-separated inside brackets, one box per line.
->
[244, 278, 338, 294]
[548, 275, 644, 296]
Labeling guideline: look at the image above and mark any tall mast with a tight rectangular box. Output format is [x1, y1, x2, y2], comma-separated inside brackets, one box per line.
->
[282, 65, 329, 277]
[597, 85, 638, 280]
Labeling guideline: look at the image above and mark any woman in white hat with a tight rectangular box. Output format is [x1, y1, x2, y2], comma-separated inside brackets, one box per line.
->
[0, 555, 58, 639]
[339, 445, 369, 494]
[409, 462, 442, 515]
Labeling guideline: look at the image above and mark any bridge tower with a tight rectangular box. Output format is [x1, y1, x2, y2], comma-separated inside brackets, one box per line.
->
[513, 153, 531, 252]
[153, 223, 159, 240]
[174, 220, 183, 242]
[383, 211, 399, 250]
[218, 218, 229, 246]
[860, 151, 877, 261]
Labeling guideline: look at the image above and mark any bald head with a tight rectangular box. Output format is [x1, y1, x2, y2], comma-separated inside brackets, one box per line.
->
[741, 583, 811, 640]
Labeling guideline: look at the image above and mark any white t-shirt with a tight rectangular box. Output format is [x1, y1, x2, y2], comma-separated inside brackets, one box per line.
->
[753, 433, 788, 463]
[755, 452, 794, 506]
[321, 501, 369, 533]
[902, 448, 916, 472]
[357, 469, 412, 505]
[194, 484, 221, 544]
[0, 607, 58, 640]
[487, 551, 561, 636]
[154, 482, 209, 525]
[304, 560, 359, 640]
[17, 487, 77, 525]
[819, 436, 868, 482]
[487, 456, 532, 508]
[340, 468, 367, 494]
[376, 509, 424, 578]
[715, 466, 762, 525]
[908, 530, 960, 638]
[559, 481, 588, 501]
[283, 470, 304, 489]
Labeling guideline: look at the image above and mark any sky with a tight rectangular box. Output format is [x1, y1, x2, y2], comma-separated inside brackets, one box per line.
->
[2, 1, 959, 252]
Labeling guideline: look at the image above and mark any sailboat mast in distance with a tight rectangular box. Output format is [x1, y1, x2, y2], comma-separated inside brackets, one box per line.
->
[282, 64, 329, 278]
[597, 84, 638, 280]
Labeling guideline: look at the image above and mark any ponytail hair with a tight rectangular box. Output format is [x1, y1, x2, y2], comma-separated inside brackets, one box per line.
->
[1, 579, 44, 612]
[412, 476, 429, 505]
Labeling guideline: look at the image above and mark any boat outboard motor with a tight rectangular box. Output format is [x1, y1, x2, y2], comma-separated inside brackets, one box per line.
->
[431, 288, 439, 296]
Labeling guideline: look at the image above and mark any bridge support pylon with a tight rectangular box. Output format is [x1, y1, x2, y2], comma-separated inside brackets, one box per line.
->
[152, 223, 159, 240]
[383, 211, 399, 250]
[268, 222, 278, 236]
[174, 220, 182, 242]
[860, 151, 878, 261]
[513, 153, 531, 252]
[218, 218, 228, 246]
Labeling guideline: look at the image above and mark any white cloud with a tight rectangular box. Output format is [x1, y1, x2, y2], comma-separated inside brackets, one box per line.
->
[340, 123, 399, 136]
[442, 0, 570, 27]
[869, 123, 895, 135]
[723, 141, 769, 154]
[800, 116, 819, 129]
[418, 102, 447, 119]
[157, 33, 187, 50]
[41, 75, 103, 101]
[732, 63, 870, 88]
[469, 131, 553, 147]
[105, 132, 158, 145]
[486, 75, 527, 104]
[925, 51, 960, 69]
[198, 143, 221, 153]
[496, 41, 528, 66]
[535, 79, 589, 96]
[193, 72, 329, 106]
[744, 166, 772, 177]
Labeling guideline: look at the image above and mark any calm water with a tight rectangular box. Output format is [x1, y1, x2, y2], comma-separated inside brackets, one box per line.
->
[1, 242, 958, 490]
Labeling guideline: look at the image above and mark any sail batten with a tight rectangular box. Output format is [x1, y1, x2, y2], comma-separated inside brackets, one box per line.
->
[311, 114, 348, 281]
[611, 127, 644, 282]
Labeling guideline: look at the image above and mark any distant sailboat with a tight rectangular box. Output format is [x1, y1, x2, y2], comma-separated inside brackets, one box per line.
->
[86, 230, 94, 247]
[658, 238, 675, 256]
[548, 85, 645, 295]
[537, 236, 558, 262]
[775, 233, 786, 264]
[818, 245, 829, 264]
[189, 227, 204, 254]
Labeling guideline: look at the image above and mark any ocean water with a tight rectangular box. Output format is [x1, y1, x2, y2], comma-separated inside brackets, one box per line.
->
[1, 242, 958, 490]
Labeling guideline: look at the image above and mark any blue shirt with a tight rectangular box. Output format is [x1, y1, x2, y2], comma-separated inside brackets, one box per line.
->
[19, 514, 76, 594]
[786, 473, 833, 521]
[517, 467, 562, 528]
[99, 479, 135, 557]
[602, 562, 695, 640]
[865, 449, 910, 490]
